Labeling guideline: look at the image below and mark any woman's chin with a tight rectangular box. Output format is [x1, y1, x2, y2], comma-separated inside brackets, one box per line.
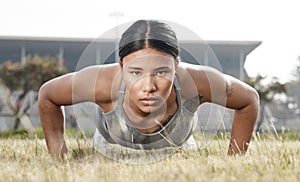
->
[138, 106, 161, 115]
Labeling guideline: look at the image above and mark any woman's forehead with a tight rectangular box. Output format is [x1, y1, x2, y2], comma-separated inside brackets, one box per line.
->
[127, 54, 173, 62]
[122, 48, 174, 61]
[123, 54, 175, 68]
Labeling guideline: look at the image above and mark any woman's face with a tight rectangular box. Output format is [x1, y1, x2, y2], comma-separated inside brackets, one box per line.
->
[121, 48, 177, 117]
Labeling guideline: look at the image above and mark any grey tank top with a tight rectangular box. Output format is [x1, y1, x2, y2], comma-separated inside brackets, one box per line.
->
[95, 76, 198, 150]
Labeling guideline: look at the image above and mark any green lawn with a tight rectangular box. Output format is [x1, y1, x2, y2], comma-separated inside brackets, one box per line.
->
[0, 131, 299, 182]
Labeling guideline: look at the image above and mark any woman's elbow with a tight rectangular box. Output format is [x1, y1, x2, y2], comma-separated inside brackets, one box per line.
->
[247, 87, 260, 116]
[38, 80, 56, 108]
[251, 87, 260, 107]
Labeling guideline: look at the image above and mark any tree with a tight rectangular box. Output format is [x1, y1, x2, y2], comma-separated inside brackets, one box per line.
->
[0, 55, 68, 131]
[292, 56, 300, 79]
[288, 56, 300, 114]
[246, 75, 288, 132]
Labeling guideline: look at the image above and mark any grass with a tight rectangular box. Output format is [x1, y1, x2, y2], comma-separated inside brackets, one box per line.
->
[0, 130, 300, 182]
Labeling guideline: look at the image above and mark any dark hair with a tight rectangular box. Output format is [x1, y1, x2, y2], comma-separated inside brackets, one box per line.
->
[119, 20, 179, 61]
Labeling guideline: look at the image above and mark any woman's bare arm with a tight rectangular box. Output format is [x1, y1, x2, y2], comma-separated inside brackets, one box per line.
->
[223, 74, 259, 155]
[185, 64, 260, 155]
[38, 64, 120, 159]
[38, 73, 74, 159]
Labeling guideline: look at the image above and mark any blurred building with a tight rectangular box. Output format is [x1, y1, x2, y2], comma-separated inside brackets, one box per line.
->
[0, 36, 261, 132]
[0, 36, 261, 79]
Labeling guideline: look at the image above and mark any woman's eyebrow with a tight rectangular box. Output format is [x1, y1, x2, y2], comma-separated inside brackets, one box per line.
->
[155, 66, 171, 70]
[127, 66, 171, 70]
[127, 67, 143, 70]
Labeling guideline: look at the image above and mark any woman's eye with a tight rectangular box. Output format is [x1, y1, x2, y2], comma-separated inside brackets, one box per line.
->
[131, 71, 141, 76]
[156, 71, 166, 76]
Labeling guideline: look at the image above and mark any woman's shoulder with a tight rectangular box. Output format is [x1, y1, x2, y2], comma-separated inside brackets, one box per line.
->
[177, 62, 207, 72]
[177, 62, 207, 82]
[78, 63, 121, 81]
[79, 64, 122, 107]
[73, 63, 122, 105]
[177, 62, 221, 81]
[176, 63, 200, 99]
[83, 63, 120, 73]
[176, 62, 212, 101]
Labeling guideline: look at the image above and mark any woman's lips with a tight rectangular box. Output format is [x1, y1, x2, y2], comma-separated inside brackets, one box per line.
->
[140, 97, 159, 106]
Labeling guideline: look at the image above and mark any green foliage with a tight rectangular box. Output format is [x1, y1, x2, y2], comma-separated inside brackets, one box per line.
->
[254, 130, 300, 141]
[246, 75, 287, 103]
[246, 75, 289, 132]
[0, 129, 30, 139]
[0, 128, 85, 139]
[287, 57, 300, 114]
[279, 130, 300, 141]
[0, 55, 69, 129]
[0, 54, 68, 93]
[291, 56, 300, 80]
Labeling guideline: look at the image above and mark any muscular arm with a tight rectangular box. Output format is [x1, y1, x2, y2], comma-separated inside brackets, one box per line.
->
[38, 64, 120, 159]
[38, 73, 74, 159]
[223, 74, 259, 155]
[183, 64, 259, 155]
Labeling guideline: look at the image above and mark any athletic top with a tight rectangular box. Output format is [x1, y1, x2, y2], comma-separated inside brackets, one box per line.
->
[95, 76, 198, 150]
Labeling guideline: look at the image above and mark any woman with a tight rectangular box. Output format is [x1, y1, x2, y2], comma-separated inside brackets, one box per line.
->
[38, 20, 259, 159]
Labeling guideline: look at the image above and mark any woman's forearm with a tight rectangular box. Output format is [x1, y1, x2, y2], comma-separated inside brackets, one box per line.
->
[38, 90, 67, 159]
[228, 98, 259, 155]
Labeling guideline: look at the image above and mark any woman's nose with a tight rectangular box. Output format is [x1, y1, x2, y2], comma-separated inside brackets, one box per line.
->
[142, 74, 157, 92]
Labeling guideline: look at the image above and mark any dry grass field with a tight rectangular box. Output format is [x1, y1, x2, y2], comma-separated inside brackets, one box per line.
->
[0, 132, 299, 182]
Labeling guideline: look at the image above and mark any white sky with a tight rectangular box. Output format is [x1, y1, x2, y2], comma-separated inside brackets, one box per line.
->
[1, 0, 299, 83]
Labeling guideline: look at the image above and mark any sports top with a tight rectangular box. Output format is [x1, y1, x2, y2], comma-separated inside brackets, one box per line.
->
[95, 76, 198, 150]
